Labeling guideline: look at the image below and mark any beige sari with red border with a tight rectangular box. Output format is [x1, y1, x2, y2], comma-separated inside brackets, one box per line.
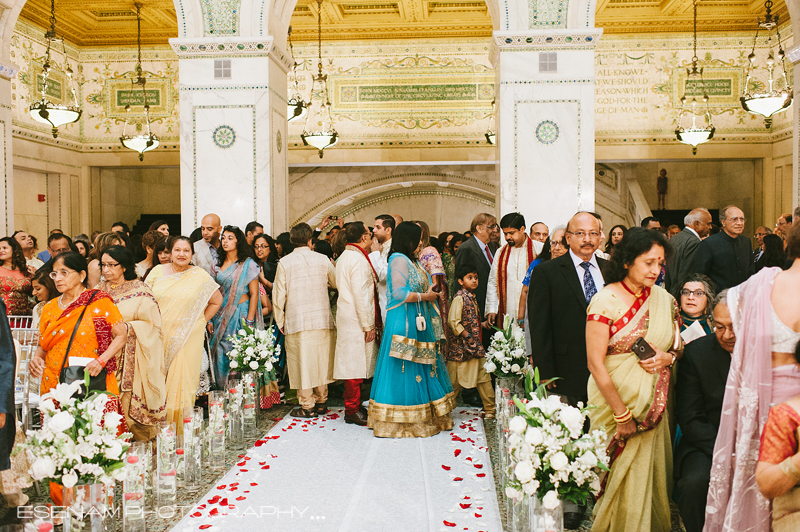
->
[587, 285, 680, 532]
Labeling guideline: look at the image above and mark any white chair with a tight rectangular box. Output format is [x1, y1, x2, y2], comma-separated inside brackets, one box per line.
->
[7, 316, 33, 329]
[12, 332, 41, 496]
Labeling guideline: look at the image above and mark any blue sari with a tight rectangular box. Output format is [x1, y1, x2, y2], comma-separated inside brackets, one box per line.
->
[368, 253, 455, 438]
[210, 257, 261, 389]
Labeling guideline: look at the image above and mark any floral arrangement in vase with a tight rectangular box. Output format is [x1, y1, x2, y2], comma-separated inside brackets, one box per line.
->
[225, 321, 281, 378]
[505, 370, 610, 508]
[484, 315, 530, 378]
[22, 381, 131, 488]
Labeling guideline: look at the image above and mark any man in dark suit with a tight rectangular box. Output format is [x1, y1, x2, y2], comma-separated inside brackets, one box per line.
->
[675, 290, 735, 532]
[529, 212, 609, 405]
[665, 208, 712, 295]
[693, 205, 754, 291]
[455, 213, 498, 331]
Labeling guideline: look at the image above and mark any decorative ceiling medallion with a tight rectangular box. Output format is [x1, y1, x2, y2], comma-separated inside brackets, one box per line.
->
[213, 125, 236, 149]
[276, 130, 282, 153]
[535, 120, 559, 145]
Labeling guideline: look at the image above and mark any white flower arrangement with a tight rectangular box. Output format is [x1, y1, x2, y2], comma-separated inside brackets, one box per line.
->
[225, 321, 281, 378]
[484, 315, 530, 378]
[505, 370, 610, 506]
[228, 381, 244, 414]
[22, 381, 131, 487]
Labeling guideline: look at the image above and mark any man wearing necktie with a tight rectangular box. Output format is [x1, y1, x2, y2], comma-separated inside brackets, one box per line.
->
[454, 213, 498, 348]
[528, 211, 610, 406]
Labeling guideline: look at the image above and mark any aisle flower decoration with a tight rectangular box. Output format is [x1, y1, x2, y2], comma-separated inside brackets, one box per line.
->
[21, 380, 131, 487]
[225, 321, 281, 379]
[484, 315, 530, 378]
[505, 370, 610, 506]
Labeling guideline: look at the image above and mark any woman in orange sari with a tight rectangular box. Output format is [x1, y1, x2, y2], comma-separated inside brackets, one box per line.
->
[28, 252, 129, 505]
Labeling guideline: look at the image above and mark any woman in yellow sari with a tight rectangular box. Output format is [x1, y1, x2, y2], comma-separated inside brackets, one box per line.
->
[97, 245, 167, 442]
[146, 236, 221, 428]
[586, 228, 683, 532]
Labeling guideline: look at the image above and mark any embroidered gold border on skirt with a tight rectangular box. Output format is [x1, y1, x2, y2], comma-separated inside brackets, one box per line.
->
[367, 392, 456, 438]
[388, 335, 439, 365]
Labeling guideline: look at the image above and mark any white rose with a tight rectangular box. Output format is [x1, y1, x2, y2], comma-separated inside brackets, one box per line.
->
[103, 411, 122, 430]
[493, 331, 504, 342]
[589, 476, 601, 493]
[48, 411, 75, 433]
[542, 490, 559, 510]
[245, 347, 255, 357]
[560, 406, 585, 437]
[578, 451, 598, 467]
[523, 479, 540, 495]
[62, 470, 79, 489]
[484, 361, 496, 373]
[39, 398, 56, 415]
[229, 360, 238, 369]
[505, 486, 522, 501]
[549, 451, 569, 471]
[525, 427, 544, 446]
[510, 364, 521, 374]
[229, 349, 238, 358]
[509, 416, 528, 435]
[514, 460, 536, 483]
[29, 457, 56, 480]
[104, 441, 123, 460]
[75, 442, 95, 458]
[238, 329, 246, 336]
[249, 361, 259, 370]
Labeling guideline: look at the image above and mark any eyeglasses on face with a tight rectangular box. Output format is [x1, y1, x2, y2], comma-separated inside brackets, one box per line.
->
[254, 245, 269, 250]
[567, 231, 601, 239]
[728, 217, 746, 223]
[482, 223, 498, 230]
[49, 269, 75, 279]
[100, 262, 120, 270]
[680, 289, 706, 298]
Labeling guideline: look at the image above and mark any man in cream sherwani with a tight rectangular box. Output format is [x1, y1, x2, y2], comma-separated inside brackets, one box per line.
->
[486, 212, 542, 326]
[334, 222, 380, 426]
[273, 223, 337, 418]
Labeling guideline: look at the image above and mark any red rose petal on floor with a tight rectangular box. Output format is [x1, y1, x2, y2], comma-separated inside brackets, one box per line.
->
[474, 464, 483, 469]
[190, 512, 202, 518]
[476, 473, 486, 478]
[230, 483, 239, 486]
[254, 440, 265, 447]
[209, 508, 219, 517]
[453, 477, 463, 481]
[262, 465, 270, 469]
[271, 418, 283, 421]
[239, 469, 248, 472]
[197, 505, 206, 510]
[474, 513, 482, 518]
[216, 485, 226, 490]
[250, 482, 258, 486]
[243, 491, 250, 493]
[208, 496, 220, 504]
[454, 449, 462, 457]
[443, 521, 456, 527]
[236, 496, 246, 501]
[229, 487, 238, 491]
[199, 525, 212, 530]
[466, 457, 473, 462]
[442, 465, 451, 471]
[237, 462, 246, 466]
[459, 503, 471, 509]
[238, 455, 245, 458]
[219, 498, 228, 506]
[270, 454, 277, 458]
[228, 506, 236, 510]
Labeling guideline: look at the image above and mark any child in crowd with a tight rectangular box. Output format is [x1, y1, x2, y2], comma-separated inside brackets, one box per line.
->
[446, 263, 496, 418]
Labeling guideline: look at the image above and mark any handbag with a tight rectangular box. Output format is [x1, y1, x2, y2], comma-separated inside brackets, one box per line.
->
[58, 290, 108, 398]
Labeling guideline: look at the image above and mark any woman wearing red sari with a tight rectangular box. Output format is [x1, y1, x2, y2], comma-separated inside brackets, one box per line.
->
[586, 228, 683, 532]
[28, 252, 129, 505]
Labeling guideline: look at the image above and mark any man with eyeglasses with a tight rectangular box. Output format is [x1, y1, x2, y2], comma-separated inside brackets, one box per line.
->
[454, 213, 498, 346]
[674, 290, 734, 532]
[693, 205, 753, 292]
[753, 226, 772, 262]
[665, 208, 712, 294]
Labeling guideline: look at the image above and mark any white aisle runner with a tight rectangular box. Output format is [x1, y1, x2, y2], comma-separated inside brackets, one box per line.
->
[169, 407, 502, 532]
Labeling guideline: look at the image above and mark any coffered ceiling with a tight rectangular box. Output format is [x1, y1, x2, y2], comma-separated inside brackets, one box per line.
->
[16, 0, 792, 47]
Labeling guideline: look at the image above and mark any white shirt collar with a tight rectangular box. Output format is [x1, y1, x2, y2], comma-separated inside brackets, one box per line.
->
[569, 249, 600, 269]
[685, 226, 700, 239]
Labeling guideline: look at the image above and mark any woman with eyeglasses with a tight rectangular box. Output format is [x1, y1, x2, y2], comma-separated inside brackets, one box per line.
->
[0, 237, 32, 315]
[96, 246, 167, 441]
[253, 233, 279, 293]
[86, 231, 122, 288]
[677, 273, 716, 340]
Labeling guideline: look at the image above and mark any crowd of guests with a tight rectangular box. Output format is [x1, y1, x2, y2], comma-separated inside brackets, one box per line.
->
[0, 204, 797, 532]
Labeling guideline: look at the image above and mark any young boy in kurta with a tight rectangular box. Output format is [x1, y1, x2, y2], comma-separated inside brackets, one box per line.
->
[447, 264, 496, 418]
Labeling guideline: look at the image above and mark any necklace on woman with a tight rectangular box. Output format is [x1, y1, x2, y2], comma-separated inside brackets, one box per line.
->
[59, 289, 86, 309]
[621, 280, 643, 298]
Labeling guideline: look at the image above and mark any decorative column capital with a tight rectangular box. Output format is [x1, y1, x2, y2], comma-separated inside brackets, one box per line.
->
[169, 36, 293, 73]
[787, 43, 800, 65]
[0, 61, 20, 80]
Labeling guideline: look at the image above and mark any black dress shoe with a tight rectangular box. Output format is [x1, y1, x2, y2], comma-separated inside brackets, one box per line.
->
[563, 511, 583, 530]
[345, 409, 369, 426]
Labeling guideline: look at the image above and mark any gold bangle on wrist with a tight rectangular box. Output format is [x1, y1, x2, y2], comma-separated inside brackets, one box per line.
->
[780, 457, 800, 483]
[614, 408, 632, 424]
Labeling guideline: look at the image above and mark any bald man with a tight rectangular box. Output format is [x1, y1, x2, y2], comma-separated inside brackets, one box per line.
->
[665, 208, 712, 294]
[193, 213, 222, 276]
[391, 214, 403, 227]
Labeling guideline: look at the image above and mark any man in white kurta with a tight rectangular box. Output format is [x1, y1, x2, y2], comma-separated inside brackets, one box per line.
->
[368, 214, 395, 322]
[334, 223, 380, 426]
[486, 213, 543, 326]
[273, 223, 337, 418]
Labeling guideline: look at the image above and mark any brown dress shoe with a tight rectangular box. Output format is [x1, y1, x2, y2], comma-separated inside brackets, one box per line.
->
[314, 402, 329, 415]
[345, 409, 369, 426]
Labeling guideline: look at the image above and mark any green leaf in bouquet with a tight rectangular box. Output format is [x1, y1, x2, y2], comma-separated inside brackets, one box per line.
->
[241, 318, 254, 335]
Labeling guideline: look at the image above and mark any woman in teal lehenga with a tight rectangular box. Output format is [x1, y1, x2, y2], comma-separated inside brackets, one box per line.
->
[368, 222, 455, 438]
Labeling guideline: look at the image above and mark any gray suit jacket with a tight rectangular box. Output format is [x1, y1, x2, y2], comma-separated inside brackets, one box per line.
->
[665, 228, 701, 295]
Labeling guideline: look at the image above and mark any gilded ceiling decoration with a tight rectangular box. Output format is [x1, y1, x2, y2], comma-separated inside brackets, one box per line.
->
[16, 0, 793, 46]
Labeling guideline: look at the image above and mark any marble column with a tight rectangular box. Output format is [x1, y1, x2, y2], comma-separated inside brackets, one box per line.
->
[491, 29, 601, 229]
[0, 60, 19, 235]
[170, 38, 292, 235]
[789, 43, 800, 213]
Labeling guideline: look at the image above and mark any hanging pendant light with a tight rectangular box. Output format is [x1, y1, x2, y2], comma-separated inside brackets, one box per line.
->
[29, 0, 81, 138]
[120, 2, 159, 161]
[740, 0, 792, 128]
[300, 0, 338, 158]
[485, 99, 496, 145]
[286, 26, 309, 123]
[675, 0, 715, 154]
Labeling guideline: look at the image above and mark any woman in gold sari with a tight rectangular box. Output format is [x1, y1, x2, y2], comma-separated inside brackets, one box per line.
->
[146, 236, 221, 428]
[96, 245, 167, 441]
[586, 227, 683, 532]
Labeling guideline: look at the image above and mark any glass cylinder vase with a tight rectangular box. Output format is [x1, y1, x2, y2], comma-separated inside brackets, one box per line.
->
[530, 496, 564, 532]
[122, 442, 147, 532]
[241, 371, 259, 441]
[182, 406, 203, 492]
[208, 391, 226, 470]
[496, 375, 524, 401]
[156, 421, 177, 511]
[62, 484, 114, 532]
[227, 379, 244, 450]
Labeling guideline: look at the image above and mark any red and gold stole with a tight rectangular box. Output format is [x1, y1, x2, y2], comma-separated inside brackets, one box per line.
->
[496, 236, 535, 323]
[346, 244, 384, 341]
